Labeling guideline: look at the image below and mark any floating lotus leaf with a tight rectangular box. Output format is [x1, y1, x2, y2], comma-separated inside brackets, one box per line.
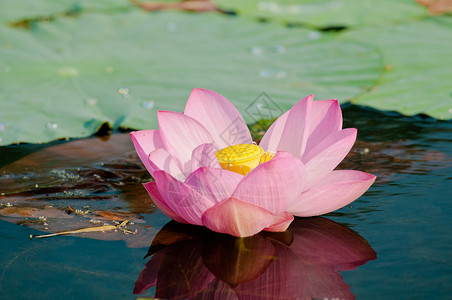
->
[343, 16, 452, 120]
[0, 10, 381, 145]
[0, 0, 131, 24]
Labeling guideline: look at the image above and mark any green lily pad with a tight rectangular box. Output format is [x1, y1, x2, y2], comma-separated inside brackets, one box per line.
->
[0, 11, 381, 146]
[343, 16, 452, 120]
[213, 0, 427, 27]
[0, 0, 132, 24]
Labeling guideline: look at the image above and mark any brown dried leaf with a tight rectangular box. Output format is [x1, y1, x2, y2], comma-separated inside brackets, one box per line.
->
[92, 210, 138, 222]
[0, 206, 72, 218]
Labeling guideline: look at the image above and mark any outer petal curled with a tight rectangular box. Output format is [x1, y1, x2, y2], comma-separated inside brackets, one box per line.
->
[288, 170, 376, 217]
[202, 198, 279, 237]
[263, 212, 294, 232]
[153, 171, 217, 225]
[143, 181, 188, 224]
[130, 130, 164, 174]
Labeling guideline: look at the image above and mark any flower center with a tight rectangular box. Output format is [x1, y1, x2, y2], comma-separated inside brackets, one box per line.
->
[215, 144, 274, 175]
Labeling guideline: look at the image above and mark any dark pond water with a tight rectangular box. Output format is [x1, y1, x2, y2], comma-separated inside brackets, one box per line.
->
[0, 105, 451, 299]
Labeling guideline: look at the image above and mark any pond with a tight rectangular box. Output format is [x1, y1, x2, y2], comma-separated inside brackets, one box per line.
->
[0, 104, 451, 299]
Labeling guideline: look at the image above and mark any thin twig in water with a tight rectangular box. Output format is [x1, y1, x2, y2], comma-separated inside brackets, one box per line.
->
[29, 218, 134, 239]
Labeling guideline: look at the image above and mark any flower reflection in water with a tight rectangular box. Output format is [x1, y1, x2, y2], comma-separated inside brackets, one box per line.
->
[134, 217, 376, 299]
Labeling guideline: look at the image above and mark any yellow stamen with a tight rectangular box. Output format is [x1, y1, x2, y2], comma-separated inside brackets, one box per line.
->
[216, 144, 264, 175]
[259, 151, 275, 164]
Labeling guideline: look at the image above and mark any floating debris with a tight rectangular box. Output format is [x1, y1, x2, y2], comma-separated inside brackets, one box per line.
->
[358, 148, 370, 155]
[30, 217, 135, 239]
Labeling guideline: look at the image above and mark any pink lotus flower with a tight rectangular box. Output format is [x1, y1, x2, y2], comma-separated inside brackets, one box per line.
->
[130, 88, 375, 237]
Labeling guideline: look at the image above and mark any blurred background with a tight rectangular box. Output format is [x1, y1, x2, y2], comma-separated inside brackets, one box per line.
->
[0, 0, 450, 145]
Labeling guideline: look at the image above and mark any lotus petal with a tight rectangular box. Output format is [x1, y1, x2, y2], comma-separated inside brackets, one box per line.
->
[157, 111, 213, 173]
[288, 170, 376, 217]
[184, 88, 252, 149]
[259, 95, 313, 157]
[153, 170, 216, 225]
[303, 99, 342, 156]
[190, 143, 221, 172]
[232, 152, 304, 215]
[263, 212, 294, 232]
[130, 130, 164, 173]
[258, 110, 289, 152]
[185, 167, 243, 203]
[302, 128, 357, 189]
[202, 198, 278, 237]
[148, 148, 184, 180]
[143, 181, 188, 224]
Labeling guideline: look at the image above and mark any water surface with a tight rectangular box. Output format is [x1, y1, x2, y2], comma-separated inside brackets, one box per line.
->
[0, 105, 451, 299]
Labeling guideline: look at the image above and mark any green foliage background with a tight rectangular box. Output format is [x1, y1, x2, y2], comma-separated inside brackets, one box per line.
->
[0, 0, 451, 146]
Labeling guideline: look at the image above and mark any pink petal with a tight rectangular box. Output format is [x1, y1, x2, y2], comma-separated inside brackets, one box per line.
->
[288, 170, 376, 217]
[303, 99, 342, 156]
[185, 167, 243, 203]
[202, 198, 277, 237]
[232, 152, 305, 215]
[130, 130, 164, 173]
[263, 212, 294, 232]
[143, 181, 188, 224]
[148, 148, 185, 181]
[258, 110, 288, 152]
[158, 111, 213, 173]
[259, 95, 313, 157]
[153, 170, 216, 225]
[190, 143, 221, 172]
[302, 128, 357, 189]
[184, 88, 252, 149]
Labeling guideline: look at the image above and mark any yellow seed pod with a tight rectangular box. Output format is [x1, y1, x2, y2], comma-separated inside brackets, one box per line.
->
[215, 144, 264, 176]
